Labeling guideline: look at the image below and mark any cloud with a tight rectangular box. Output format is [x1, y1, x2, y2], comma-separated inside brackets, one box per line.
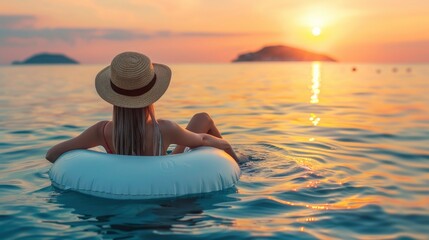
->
[0, 15, 36, 28]
[0, 14, 263, 46]
[0, 28, 255, 41]
[0, 28, 251, 46]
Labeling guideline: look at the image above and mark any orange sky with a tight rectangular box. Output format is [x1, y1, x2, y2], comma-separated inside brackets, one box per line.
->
[1, 0, 429, 64]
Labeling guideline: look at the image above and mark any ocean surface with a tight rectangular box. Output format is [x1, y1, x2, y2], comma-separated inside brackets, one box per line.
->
[1, 62, 429, 239]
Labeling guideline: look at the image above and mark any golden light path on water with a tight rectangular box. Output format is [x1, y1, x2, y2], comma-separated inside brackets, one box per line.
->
[309, 62, 321, 146]
[234, 63, 380, 234]
[310, 62, 321, 127]
[289, 62, 379, 217]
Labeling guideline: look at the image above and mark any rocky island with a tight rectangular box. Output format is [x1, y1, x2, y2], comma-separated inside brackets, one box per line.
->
[12, 53, 79, 65]
[233, 45, 336, 62]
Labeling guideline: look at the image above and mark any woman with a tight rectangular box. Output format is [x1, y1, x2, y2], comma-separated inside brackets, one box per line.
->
[46, 52, 239, 163]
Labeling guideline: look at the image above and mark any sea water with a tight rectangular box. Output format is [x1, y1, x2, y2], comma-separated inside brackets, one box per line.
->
[1, 63, 428, 239]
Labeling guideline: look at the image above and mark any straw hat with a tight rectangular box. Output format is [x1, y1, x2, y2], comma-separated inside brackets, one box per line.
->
[95, 52, 171, 108]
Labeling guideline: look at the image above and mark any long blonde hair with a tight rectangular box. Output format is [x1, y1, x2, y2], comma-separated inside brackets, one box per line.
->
[112, 104, 162, 156]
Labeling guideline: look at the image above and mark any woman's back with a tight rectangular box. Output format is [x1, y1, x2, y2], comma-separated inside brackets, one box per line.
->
[102, 119, 167, 156]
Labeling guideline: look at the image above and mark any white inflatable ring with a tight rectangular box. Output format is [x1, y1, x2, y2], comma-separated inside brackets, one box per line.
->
[49, 147, 241, 200]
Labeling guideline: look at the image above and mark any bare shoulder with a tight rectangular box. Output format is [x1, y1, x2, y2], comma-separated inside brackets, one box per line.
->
[95, 120, 109, 127]
[157, 119, 180, 132]
[157, 119, 182, 145]
[85, 121, 109, 137]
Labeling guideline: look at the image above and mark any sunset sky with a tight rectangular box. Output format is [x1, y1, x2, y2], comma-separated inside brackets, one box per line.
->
[1, 0, 429, 64]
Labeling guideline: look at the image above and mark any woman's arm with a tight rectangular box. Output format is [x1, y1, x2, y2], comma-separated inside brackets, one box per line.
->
[201, 134, 240, 162]
[162, 120, 239, 162]
[45, 121, 105, 163]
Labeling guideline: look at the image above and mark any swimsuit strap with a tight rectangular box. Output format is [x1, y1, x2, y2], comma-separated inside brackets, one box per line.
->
[158, 124, 163, 155]
[103, 121, 114, 154]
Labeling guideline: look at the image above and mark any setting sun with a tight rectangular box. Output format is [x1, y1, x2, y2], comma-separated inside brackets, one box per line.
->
[312, 26, 321, 36]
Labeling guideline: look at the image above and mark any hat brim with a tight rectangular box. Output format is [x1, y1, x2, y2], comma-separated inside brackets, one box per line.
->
[95, 63, 171, 108]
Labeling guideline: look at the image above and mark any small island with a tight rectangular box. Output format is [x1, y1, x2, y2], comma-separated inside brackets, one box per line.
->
[12, 53, 79, 65]
[232, 45, 336, 62]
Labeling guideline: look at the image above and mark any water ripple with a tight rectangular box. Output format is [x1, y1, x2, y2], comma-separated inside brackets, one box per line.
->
[1, 63, 429, 239]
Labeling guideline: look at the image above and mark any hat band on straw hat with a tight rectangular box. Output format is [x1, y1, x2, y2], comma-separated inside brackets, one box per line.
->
[110, 74, 157, 97]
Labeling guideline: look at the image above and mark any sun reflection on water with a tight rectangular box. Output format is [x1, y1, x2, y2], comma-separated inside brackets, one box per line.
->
[309, 113, 320, 126]
[309, 62, 321, 136]
[310, 62, 321, 104]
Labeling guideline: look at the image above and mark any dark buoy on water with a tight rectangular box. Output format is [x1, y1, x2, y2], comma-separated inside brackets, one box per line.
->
[406, 67, 412, 73]
[352, 67, 357, 72]
[392, 67, 398, 73]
